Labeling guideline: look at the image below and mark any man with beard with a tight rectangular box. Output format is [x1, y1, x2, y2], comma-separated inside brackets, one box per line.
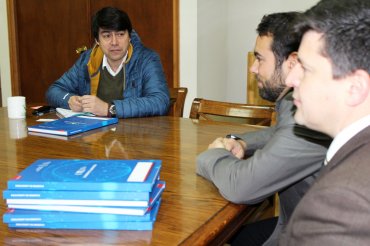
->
[196, 12, 331, 245]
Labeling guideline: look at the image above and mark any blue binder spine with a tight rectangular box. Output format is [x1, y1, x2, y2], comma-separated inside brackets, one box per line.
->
[3, 199, 161, 223]
[3, 189, 150, 201]
[6, 181, 165, 216]
[8, 221, 154, 230]
[6, 180, 165, 207]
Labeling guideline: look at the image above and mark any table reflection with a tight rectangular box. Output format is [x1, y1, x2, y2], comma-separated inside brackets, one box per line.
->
[8, 119, 27, 139]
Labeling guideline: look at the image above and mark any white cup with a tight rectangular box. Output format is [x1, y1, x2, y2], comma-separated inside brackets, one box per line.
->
[7, 96, 26, 119]
[9, 118, 27, 139]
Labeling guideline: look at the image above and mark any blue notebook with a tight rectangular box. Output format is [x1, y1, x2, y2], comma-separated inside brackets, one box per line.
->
[27, 115, 118, 136]
[7, 191, 162, 216]
[6, 181, 165, 207]
[4, 199, 161, 223]
[7, 159, 161, 192]
[7, 221, 155, 230]
[3, 188, 150, 201]
[3, 181, 159, 200]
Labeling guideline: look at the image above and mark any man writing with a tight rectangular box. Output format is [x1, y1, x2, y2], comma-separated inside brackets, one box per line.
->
[280, 0, 370, 244]
[46, 7, 170, 118]
[197, 12, 331, 245]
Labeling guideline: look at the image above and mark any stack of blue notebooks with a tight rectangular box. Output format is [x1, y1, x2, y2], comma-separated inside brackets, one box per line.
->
[3, 159, 165, 230]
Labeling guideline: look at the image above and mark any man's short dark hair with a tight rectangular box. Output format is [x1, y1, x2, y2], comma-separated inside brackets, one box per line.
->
[295, 0, 370, 78]
[257, 12, 302, 68]
[92, 7, 133, 41]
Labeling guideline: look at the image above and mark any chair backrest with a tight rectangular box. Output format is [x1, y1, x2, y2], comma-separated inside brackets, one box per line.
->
[189, 98, 275, 126]
[168, 87, 188, 117]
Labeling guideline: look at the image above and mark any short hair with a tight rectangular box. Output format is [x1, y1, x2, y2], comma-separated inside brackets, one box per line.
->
[295, 0, 370, 78]
[257, 12, 302, 68]
[92, 7, 133, 41]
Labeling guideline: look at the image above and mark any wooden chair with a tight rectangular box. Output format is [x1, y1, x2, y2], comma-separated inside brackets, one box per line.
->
[189, 98, 275, 126]
[168, 87, 188, 117]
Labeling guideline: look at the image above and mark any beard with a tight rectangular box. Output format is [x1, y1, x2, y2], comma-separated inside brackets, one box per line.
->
[257, 67, 286, 102]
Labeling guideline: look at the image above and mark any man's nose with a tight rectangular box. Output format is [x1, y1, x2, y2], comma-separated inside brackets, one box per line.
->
[111, 33, 118, 45]
[250, 60, 258, 74]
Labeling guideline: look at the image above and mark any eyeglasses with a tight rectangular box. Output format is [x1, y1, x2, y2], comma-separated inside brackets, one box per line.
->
[99, 31, 127, 42]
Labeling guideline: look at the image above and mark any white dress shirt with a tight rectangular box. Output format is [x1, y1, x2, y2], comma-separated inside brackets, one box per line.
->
[102, 52, 128, 77]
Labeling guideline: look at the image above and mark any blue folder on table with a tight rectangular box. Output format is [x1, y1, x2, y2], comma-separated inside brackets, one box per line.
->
[27, 115, 118, 136]
[7, 159, 161, 192]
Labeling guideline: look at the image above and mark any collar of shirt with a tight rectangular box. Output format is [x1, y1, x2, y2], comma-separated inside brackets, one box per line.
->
[325, 114, 370, 165]
[102, 51, 128, 77]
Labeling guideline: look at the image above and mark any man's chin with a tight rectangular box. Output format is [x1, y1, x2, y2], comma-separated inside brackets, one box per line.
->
[293, 113, 306, 126]
[108, 52, 125, 60]
[294, 111, 329, 135]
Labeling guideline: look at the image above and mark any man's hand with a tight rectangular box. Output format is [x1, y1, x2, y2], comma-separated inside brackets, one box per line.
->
[68, 96, 83, 112]
[208, 137, 246, 159]
[80, 95, 109, 116]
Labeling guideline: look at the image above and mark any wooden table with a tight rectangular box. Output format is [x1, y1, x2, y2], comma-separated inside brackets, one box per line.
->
[0, 107, 261, 245]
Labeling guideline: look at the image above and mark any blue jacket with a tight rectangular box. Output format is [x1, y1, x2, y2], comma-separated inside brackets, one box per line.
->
[46, 31, 170, 118]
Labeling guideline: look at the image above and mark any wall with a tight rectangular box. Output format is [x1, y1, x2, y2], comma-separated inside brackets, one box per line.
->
[179, 0, 197, 118]
[0, 0, 11, 106]
[197, 0, 227, 101]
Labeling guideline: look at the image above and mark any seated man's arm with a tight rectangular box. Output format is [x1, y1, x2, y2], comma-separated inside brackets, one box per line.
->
[234, 126, 276, 155]
[46, 51, 90, 109]
[208, 125, 276, 159]
[196, 124, 328, 204]
[113, 52, 170, 118]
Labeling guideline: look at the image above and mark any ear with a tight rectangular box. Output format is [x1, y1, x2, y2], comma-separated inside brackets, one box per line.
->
[95, 39, 99, 46]
[287, 52, 298, 70]
[346, 69, 370, 106]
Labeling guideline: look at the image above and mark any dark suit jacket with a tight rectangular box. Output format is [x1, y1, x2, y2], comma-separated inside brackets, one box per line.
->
[280, 125, 370, 245]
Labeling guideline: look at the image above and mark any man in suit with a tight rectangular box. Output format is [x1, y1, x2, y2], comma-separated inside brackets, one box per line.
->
[196, 12, 331, 245]
[280, 0, 370, 244]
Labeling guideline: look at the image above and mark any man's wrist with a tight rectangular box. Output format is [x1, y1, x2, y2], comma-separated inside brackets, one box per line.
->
[225, 134, 242, 141]
[107, 103, 117, 118]
[226, 134, 247, 149]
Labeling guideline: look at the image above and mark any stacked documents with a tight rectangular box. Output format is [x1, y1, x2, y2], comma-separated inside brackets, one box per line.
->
[3, 159, 165, 230]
